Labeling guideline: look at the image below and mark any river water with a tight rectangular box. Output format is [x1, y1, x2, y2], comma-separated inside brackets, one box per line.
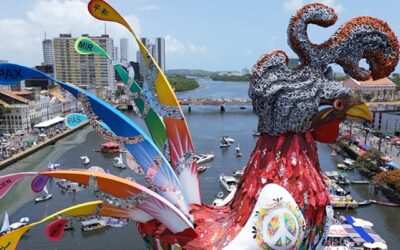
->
[1, 79, 399, 249]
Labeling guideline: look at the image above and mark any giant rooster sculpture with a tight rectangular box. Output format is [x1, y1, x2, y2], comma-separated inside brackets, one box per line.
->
[0, 2, 398, 250]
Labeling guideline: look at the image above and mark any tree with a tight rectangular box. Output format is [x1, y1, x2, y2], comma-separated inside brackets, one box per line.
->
[0, 104, 9, 116]
[115, 88, 125, 97]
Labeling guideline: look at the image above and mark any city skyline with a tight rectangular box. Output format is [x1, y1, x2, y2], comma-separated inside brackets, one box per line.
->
[0, 0, 399, 73]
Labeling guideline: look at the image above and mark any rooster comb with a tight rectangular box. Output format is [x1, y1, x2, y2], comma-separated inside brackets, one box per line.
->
[249, 3, 399, 136]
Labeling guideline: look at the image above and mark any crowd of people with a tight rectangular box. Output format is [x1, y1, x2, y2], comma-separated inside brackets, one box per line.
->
[0, 123, 67, 161]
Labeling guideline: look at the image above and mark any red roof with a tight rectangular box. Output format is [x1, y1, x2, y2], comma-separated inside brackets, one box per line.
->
[101, 142, 119, 148]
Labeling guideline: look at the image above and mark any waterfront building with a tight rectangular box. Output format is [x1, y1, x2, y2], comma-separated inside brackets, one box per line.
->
[53, 34, 116, 96]
[120, 38, 129, 62]
[0, 88, 66, 134]
[343, 77, 398, 101]
[25, 65, 54, 90]
[42, 39, 54, 66]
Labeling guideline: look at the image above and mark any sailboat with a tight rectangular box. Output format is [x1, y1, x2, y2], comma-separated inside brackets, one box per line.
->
[0, 212, 10, 235]
[235, 144, 242, 157]
[80, 154, 90, 165]
[47, 160, 60, 170]
[113, 153, 126, 169]
[34, 185, 53, 203]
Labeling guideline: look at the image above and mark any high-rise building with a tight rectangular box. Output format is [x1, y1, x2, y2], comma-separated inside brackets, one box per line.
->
[154, 37, 165, 72]
[120, 38, 129, 62]
[136, 37, 166, 82]
[113, 46, 119, 61]
[42, 39, 54, 65]
[53, 34, 116, 95]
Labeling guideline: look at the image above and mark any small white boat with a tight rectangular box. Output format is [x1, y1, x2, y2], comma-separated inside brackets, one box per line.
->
[81, 218, 107, 232]
[220, 141, 231, 148]
[235, 145, 242, 157]
[197, 165, 208, 173]
[195, 153, 215, 164]
[252, 130, 260, 136]
[80, 154, 90, 165]
[113, 153, 126, 169]
[330, 150, 337, 156]
[219, 174, 238, 193]
[9, 217, 30, 231]
[0, 212, 10, 235]
[221, 136, 235, 144]
[343, 158, 355, 166]
[34, 185, 52, 203]
[47, 160, 60, 170]
[233, 170, 244, 178]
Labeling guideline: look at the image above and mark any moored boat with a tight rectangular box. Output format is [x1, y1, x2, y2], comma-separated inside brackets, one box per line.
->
[220, 136, 235, 144]
[350, 180, 369, 184]
[113, 153, 126, 169]
[371, 200, 400, 207]
[95, 142, 125, 154]
[81, 218, 107, 232]
[235, 145, 242, 157]
[219, 174, 238, 193]
[34, 185, 52, 203]
[195, 153, 215, 164]
[9, 217, 30, 231]
[80, 154, 90, 165]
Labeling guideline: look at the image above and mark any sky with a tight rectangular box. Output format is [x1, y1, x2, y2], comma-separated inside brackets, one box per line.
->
[0, 0, 399, 73]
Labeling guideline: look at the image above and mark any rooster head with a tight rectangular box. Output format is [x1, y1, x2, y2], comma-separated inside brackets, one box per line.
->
[249, 3, 398, 144]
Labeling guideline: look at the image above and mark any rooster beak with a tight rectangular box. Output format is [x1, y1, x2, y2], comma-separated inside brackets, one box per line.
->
[346, 103, 372, 122]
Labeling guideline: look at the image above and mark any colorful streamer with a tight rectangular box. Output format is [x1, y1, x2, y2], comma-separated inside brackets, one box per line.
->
[74, 36, 167, 151]
[0, 63, 190, 218]
[88, 0, 201, 204]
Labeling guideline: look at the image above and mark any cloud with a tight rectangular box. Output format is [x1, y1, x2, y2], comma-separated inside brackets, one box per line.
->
[0, 0, 141, 66]
[283, 0, 344, 13]
[165, 35, 209, 55]
[165, 35, 185, 54]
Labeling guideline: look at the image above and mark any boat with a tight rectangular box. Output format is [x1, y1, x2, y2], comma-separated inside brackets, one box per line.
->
[64, 219, 74, 230]
[233, 169, 243, 178]
[9, 217, 30, 231]
[47, 160, 60, 170]
[343, 158, 355, 167]
[81, 218, 107, 232]
[357, 199, 373, 207]
[325, 171, 349, 184]
[371, 200, 400, 207]
[219, 174, 238, 192]
[252, 130, 260, 136]
[34, 185, 52, 203]
[0, 212, 10, 235]
[330, 195, 358, 209]
[113, 153, 126, 169]
[95, 142, 125, 154]
[330, 150, 337, 156]
[195, 153, 215, 164]
[80, 154, 90, 165]
[235, 145, 242, 157]
[220, 139, 231, 148]
[220, 136, 235, 144]
[56, 179, 83, 193]
[337, 163, 353, 170]
[350, 180, 369, 184]
[197, 165, 208, 173]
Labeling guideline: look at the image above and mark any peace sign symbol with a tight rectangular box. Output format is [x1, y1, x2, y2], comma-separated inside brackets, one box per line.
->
[261, 207, 300, 250]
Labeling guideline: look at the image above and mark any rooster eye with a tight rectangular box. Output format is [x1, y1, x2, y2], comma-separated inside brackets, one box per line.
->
[333, 99, 344, 110]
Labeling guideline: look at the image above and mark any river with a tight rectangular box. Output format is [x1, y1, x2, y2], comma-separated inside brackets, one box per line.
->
[1, 78, 399, 249]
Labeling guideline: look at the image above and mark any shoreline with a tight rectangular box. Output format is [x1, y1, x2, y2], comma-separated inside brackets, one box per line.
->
[0, 122, 89, 170]
[0, 125, 93, 218]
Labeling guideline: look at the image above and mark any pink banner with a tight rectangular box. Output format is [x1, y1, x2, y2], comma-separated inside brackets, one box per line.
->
[0, 172, 36, 199]
[45, 218, 68, 241]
